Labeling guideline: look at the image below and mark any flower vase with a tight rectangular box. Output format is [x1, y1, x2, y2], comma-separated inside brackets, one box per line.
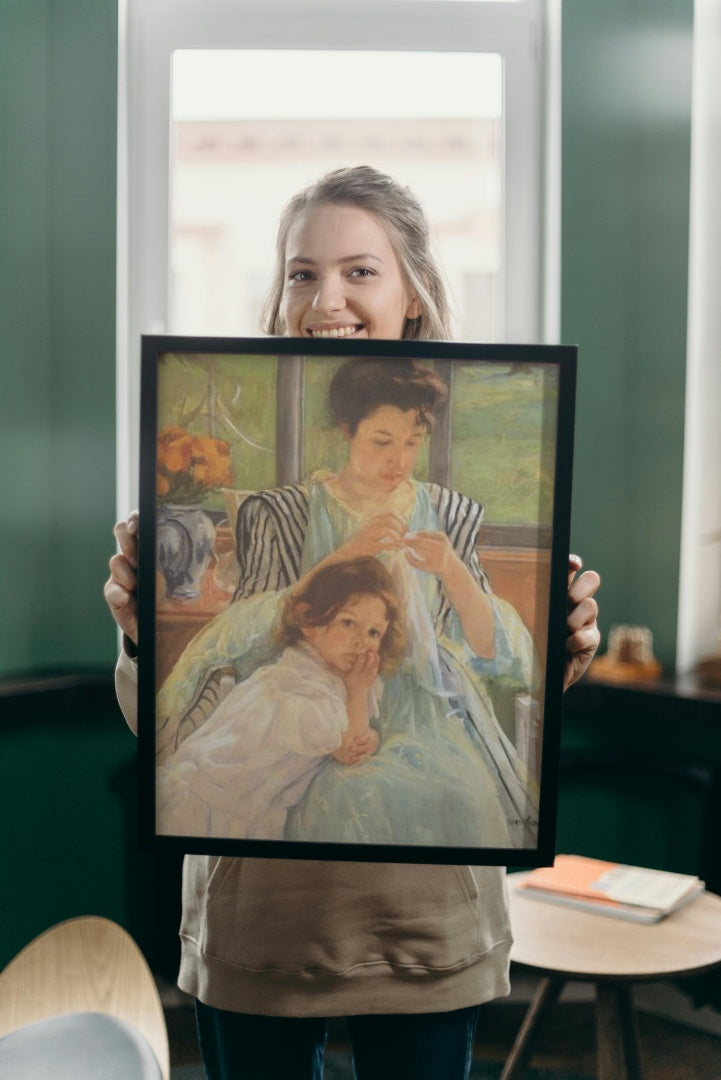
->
[157, 504, 216, 599]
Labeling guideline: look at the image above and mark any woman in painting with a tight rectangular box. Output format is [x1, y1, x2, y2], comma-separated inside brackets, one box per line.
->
[106, 166, 600, 1080]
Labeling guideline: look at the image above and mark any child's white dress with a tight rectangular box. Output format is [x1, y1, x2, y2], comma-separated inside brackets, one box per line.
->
[156, 642, 360, 840]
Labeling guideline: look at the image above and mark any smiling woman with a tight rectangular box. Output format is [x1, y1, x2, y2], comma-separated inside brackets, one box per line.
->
[282, 205, 421, 340]
[263, 166, 452, 341]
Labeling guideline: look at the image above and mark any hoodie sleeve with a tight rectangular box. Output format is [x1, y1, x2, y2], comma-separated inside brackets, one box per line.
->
[115, 648, 139, 736]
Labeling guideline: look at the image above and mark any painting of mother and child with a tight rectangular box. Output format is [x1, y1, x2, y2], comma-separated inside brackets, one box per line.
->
[146, 343, 573, 863]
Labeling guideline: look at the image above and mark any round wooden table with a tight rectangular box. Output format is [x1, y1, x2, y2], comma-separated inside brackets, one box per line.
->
[502, 873, 721, 1080]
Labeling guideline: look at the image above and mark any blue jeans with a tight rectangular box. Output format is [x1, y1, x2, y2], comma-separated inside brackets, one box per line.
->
[195, 1000, 481, 1080]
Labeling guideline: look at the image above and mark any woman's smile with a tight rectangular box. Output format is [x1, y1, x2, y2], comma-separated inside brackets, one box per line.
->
[307, 323, 364, 339]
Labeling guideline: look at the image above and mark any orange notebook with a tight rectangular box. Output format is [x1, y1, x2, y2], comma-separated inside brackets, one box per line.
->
[516, 854, 704, 923]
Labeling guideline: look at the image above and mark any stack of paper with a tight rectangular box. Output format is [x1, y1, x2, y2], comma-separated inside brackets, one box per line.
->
[516, 854, 705, 923]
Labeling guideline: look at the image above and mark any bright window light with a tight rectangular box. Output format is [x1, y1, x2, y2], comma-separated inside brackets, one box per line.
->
[172, 50, 502, 121]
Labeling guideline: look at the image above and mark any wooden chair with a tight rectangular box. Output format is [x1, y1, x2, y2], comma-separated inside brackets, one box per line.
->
[0, 915, 169, 1079]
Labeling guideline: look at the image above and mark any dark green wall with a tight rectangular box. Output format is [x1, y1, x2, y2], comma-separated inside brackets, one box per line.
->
[554, 0, 707, 898]
[562, 0, 693, 669]
[0, 0, 119, 676]
[0, 0, 135, 971]
[0, 681, 182, 974]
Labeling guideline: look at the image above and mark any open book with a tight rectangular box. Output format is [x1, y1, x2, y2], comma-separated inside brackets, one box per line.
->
[515, 854, 705, 923]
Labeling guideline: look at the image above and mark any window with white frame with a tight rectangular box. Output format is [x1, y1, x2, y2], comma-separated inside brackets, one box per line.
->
[117, 0, 558, 510]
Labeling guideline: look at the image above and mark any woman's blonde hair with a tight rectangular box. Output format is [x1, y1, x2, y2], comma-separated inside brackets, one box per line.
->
[262, 165, 454, 341]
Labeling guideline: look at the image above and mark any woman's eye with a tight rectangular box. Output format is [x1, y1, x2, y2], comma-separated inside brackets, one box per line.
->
[288, 270, 313, 283]
[349, 267, 374, 279]
[368, 628, 381, 639]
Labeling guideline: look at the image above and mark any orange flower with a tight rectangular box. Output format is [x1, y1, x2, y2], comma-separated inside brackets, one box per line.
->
[156, 426, 233, 503]
[158, 427, 193, 474]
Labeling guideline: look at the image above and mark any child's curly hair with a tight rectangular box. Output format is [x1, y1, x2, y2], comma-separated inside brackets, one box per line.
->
[280, 556, 405, 675]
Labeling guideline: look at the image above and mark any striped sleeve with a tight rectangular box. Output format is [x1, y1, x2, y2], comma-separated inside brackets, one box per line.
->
[233, 484, 309, 600]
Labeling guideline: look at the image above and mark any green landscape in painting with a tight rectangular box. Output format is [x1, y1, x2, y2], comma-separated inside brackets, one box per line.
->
[450, 361, 558, 526]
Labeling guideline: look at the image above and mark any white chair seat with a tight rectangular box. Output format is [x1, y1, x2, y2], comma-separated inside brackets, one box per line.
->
[0, 1011, 162, 1079]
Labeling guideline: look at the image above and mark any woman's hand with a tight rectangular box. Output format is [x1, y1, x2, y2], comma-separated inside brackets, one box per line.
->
[404, 530, 496, 659]
[103, 511, 139, 646]
[565, 554, 601, 690]
[335, 512, 407, 561]
[402, 529, 455, 576]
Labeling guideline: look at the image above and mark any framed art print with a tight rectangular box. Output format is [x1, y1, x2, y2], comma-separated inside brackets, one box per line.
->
[137, 336, 576, 865]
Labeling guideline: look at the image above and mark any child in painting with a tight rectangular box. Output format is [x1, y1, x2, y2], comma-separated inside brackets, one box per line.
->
[156, 556, 404, 840]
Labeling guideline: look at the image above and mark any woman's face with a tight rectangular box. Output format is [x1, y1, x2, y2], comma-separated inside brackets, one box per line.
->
[303, 594, 389, 675]
[281, 203, 421, 340]
[344, 405, 426, 494]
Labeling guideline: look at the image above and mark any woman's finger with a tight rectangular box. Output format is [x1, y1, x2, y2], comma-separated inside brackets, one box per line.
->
[104, 577, 132, 614]
[567, 593, 599, 634]
[103, 578, 138, 642]
[567, 553, 583, 587]
[108, 552, 137, 591]
[566, 623, 601, 656]
[105, 512, 140, 644]
[568, 568, 601, 609]
[113, 514, 139, 567]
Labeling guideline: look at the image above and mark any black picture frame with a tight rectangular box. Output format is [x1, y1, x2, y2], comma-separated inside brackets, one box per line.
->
[138, 335, 576, 866]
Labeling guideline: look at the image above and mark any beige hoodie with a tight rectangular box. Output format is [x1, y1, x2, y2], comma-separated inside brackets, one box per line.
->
[117, 650, 512, 1016]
